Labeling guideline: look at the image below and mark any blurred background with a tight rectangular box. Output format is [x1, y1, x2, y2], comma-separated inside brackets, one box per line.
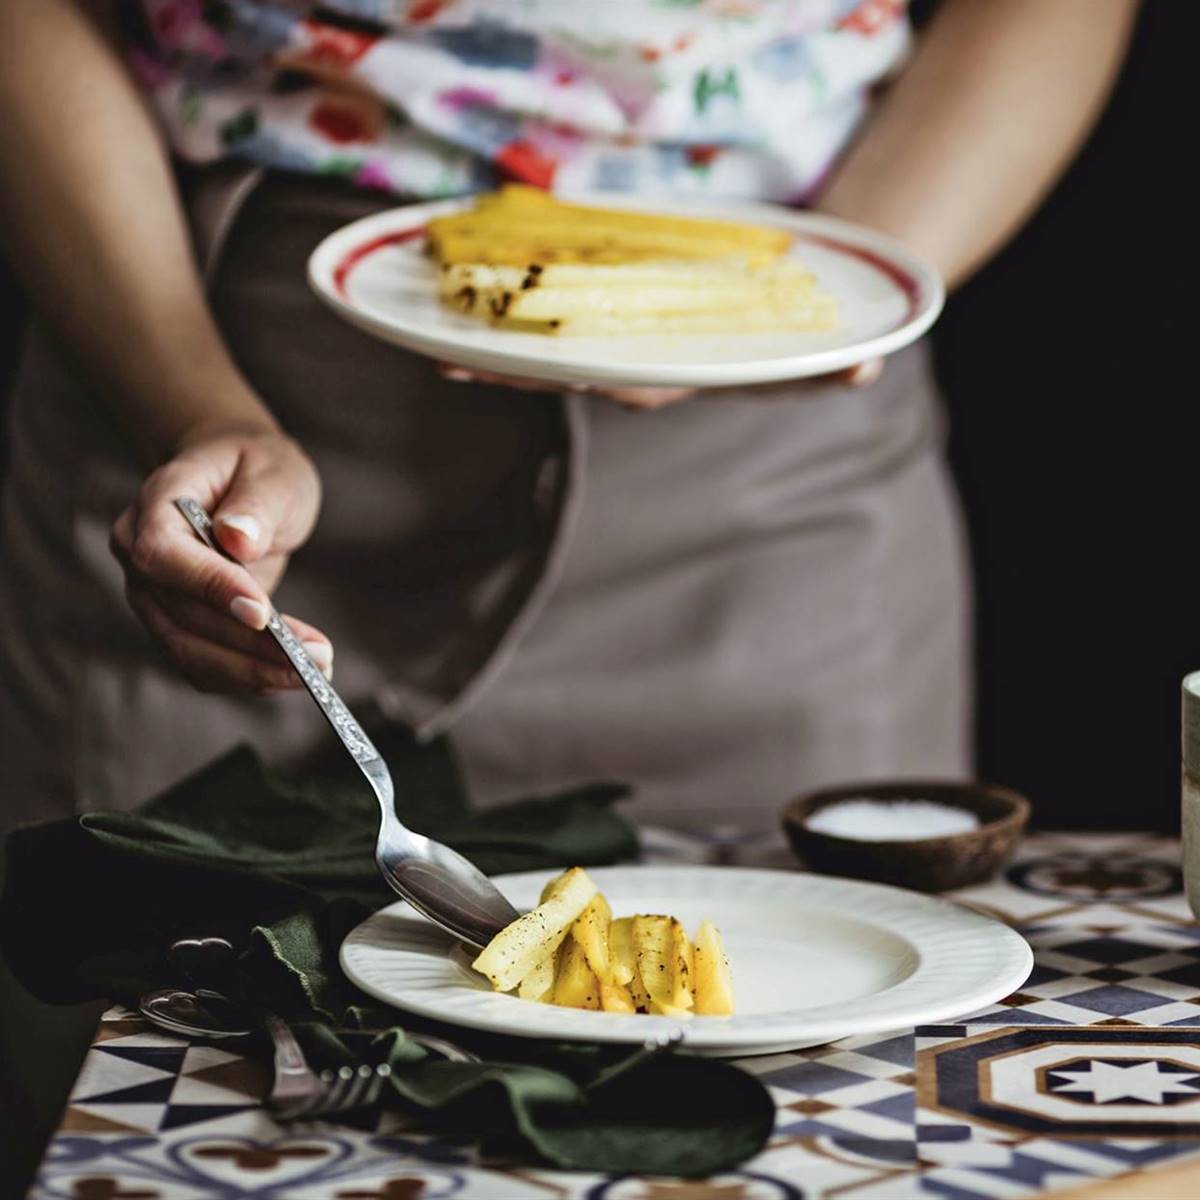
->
[0, 0, 1192, 832]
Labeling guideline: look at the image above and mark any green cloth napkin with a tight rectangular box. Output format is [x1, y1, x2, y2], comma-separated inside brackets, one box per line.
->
[0, 732, 773, 1176]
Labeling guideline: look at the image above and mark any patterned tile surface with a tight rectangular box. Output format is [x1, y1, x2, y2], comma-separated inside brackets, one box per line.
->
[31, 834, 1200, 1199]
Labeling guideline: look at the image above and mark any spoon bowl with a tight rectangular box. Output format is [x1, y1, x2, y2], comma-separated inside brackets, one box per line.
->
[176, 499, 519, 949]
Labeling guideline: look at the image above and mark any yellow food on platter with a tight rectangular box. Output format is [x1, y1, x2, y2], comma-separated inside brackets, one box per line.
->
[428, 185, 837, 337]
[470, 866, 735, 1017]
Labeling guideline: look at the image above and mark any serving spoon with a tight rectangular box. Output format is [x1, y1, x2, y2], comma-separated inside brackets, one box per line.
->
[174, 498, 520, 949]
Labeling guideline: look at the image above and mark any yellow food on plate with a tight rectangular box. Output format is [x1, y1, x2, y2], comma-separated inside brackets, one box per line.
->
[470, 866, 734, 1017]
[428, 183, 790, 266]
[471, 865, 596, 993]
[429, 185, 837, 337]
[693, 919, 736, 1016]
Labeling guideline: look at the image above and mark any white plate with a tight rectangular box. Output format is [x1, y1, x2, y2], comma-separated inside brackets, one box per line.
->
[308, 194, 943, 390]
[340, 866, 1031, 1057]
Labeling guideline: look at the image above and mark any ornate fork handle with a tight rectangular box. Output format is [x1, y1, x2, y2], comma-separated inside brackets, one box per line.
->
[173, 498, 380, 766]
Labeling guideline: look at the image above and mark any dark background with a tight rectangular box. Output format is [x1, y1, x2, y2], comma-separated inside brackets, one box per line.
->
[0, 1, 1193, 831]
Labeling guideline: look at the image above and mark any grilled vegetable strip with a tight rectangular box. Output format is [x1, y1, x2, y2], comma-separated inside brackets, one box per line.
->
[471, 866, 596, 992]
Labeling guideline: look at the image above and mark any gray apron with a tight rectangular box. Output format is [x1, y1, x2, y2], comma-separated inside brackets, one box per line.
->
[0, 168, 971, 838]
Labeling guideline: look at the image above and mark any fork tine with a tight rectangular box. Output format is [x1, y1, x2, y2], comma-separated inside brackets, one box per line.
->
[335, 1065, 377, 1112]
[274, 1062, 390, 1122]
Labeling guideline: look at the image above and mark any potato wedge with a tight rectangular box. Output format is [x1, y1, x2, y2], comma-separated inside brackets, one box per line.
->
[449, 278, 825, 322]
[693, 920, 735, 1016]
[472, 866, 597, 992]
[432, 191, 791, 259]
[628, 963, 652, 1015]
[552, 934, 601, 1009]
[650, 1000, 694, 1019]
[517, 949, 557, 1003]
[572, 893, 612, 982]
[608, 916, 635, 987]
[539, 867, 577, 905]
[488, 301, 837, 336]
[670, 920, 696, 1011]
[440, 258, 812, 294]
[600, 980, 636, 1014]
[633, 915, 675, 1010]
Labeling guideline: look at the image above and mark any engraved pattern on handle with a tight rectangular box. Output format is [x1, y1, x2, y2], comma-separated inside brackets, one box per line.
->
[173, 498, 380, 765]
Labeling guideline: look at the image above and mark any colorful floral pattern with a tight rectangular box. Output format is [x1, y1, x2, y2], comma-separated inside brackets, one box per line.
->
[127, 0, 909, 202]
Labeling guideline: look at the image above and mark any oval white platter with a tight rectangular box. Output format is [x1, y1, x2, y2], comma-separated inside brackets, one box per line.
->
[340, 866, 1031, 1057]
[308, 193, 943, 390]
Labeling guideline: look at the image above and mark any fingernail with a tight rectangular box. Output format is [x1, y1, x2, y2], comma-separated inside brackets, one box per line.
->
[230, 596, 268, 630]
[302, 640, 334, 679]
[849, 359, 883, 388]
[440, 367, 473, 382]
[217, 514, 261, 545]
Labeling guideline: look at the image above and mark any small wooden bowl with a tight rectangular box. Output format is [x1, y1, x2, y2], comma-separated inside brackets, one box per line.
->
[781, 780, 1030, 893]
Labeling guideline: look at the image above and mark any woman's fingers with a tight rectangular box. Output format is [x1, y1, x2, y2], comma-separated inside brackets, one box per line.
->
[112, 496, 272, 630]
[439, 364, 566, 394]
[208, 435, 321, 564]
[438, 362, 695, 408]
[144, 585, 333, 676]
[836, 358, 884, 388]
[438, 358, 884, 407]
[112, 455, 274, 628]
[605, 386, 694, 409]
[110, 427, 327, 697]
[124, 584, 304, 694]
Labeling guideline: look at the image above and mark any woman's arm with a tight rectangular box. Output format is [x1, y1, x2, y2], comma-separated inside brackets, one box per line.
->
[816, 0, 1142, 290]
[0, 0, 268, 461]
[0, 0, 330, 691]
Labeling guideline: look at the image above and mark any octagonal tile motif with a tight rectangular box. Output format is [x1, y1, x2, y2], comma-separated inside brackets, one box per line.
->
[919, 1027, 1200, 1137]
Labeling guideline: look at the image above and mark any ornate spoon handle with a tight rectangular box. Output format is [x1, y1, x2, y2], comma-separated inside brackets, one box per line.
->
[173, 497, 380, 766]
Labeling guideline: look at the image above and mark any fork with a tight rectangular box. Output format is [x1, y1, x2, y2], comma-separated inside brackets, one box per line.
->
[173, 497, 520, 950]
[268, 1027, 683, 1121]
[261, 1015, 394, 1120]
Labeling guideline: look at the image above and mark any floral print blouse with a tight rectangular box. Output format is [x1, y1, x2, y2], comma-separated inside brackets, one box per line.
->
[128, 0, 909, 204]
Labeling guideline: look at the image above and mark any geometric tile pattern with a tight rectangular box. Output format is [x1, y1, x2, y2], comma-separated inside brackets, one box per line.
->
[31, 833, 1200, 1200]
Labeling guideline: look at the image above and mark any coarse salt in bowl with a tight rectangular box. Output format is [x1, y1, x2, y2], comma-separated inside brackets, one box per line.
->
[781, 781, 1030, 893]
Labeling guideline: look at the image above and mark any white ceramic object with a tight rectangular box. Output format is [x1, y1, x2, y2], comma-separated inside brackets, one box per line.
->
[308, 194, 944, 390]
[340, 866, 1031, 1056]
[1183, 672, 1200, 918]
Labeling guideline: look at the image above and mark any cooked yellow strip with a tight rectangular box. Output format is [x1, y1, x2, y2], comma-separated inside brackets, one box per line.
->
[572, 893, 612, 983]
[608, 916, 636, 987]
[539, 867, 575, 904]
[471, 866, 597, 992]
[633, 915, 675, 1010]
[517, 950, 557, 1003]
[693, 920, 735, 1016]
[552, 935, 601, 1009]
[628, 962, 653, 1015]
[490, 300, 838, 336]
[449, 185, 790, 255]
[670, 920, 696, 1011]
[650, 1000, 694, 1019]
[600, 979, 637, 1014]
[440, 258, 815, 294]
[458, 279, 822, 322]
[434, 237, 693, 267]
[431, 225, 781, 269]
[431, 236, 777, 269]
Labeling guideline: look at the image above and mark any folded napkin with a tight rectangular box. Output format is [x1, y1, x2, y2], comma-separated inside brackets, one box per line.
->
[1, 732, 773, 1175]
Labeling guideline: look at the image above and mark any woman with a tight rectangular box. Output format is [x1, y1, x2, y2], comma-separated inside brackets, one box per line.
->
[0, 0, 1138, 840]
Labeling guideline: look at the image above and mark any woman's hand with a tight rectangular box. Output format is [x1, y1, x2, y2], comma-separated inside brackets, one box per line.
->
[109, 422, 329, 695]
[438, 359, 883, 409]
